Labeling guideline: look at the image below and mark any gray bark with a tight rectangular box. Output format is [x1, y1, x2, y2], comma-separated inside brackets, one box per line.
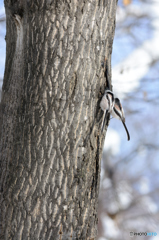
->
[0, 0, 117, 239]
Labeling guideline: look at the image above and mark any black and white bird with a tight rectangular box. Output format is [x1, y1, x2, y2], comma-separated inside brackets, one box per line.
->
[100, 90, 114, 132]
[100, 60, 130, 140]
[111, 98, 130, 141]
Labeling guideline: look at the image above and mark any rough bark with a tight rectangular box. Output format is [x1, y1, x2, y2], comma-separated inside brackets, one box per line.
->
[0, 0, 117, 239]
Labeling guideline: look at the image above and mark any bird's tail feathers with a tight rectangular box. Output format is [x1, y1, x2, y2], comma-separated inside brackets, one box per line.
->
[101, 110, 108, 132]
[122, 121, 130, 141]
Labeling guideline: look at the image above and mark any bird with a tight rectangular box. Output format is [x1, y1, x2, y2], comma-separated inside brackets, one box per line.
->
[100, 90, 114, 132]
[111, 98, 130, 141]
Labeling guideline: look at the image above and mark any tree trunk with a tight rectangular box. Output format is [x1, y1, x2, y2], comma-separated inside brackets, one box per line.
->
[0, 1, 117, 239]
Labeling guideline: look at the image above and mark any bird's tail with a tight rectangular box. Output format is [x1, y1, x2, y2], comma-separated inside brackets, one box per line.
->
[122, 121, 130, 141]
[101, 110, 108, 132]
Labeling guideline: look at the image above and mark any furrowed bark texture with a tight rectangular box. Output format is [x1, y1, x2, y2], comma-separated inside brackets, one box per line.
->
[0, 0, 117, 239]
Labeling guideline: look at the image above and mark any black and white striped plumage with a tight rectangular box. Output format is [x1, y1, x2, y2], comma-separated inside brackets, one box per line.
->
[100, 94, 130, 141]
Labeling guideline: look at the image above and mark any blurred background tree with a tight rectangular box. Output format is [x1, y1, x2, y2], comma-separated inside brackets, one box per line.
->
[0, 0, 159, 239]
[98, 0, 159, 240]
